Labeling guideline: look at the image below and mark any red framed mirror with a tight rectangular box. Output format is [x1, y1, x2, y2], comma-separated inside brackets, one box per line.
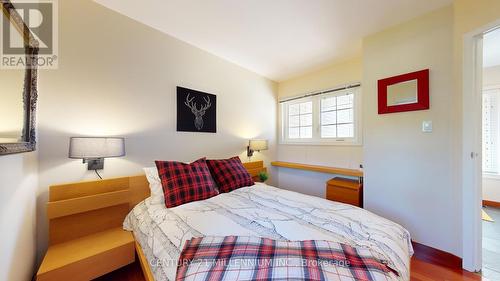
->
[378, 69, 429, 114]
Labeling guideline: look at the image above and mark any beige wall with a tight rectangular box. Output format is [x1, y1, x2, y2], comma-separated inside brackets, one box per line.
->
[362, 7, 460, 255]
[36, 0, 278, 263]
[0, 152, 38, 281]
[453, 0, 500, 40]
[276, 57, 363, 197]
[278, 57, 362, 98]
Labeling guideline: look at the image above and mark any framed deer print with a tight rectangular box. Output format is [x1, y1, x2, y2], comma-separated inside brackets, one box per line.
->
[177, 87, 217, 133]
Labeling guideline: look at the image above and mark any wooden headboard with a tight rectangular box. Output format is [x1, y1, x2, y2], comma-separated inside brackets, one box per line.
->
[46, 161, 266, 245]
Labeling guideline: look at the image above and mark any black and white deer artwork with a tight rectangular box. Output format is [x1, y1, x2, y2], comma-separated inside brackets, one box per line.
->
[184, 94, 212, 130]
[177, 87, 217, 133]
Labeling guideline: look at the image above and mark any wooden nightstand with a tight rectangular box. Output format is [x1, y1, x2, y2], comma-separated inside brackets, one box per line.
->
[326, 177, 363, 207]
[36, 180, 136, 281]
[37, 228, 134, 281]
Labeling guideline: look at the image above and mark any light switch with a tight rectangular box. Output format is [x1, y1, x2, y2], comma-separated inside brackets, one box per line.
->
[422, 121, 432, 133]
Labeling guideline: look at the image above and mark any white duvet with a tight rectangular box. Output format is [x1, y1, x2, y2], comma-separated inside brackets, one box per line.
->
[124, 183, 413, 281]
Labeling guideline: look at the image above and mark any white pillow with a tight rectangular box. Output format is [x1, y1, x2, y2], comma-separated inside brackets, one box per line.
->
[143, 167, 164, 205]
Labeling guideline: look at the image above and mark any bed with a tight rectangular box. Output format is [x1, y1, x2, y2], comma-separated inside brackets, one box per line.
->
[124, 167, 413, 281]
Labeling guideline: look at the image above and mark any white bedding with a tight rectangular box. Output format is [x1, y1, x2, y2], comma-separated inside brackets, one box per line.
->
[124, 183, 413, 281]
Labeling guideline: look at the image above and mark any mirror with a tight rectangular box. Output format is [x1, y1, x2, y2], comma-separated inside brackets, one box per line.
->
[387, 79, 418, 106]
[0, 68, 25, 143]
[378, 69, 429, 114]
[0, 1, 39, 155]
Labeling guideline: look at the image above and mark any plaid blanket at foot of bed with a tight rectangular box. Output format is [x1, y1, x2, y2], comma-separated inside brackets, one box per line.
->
[175, 236, 399, 281]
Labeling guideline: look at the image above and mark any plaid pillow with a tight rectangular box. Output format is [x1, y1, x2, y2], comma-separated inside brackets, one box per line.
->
[206, 156, 254, 193]
[155, 158, 219, 208]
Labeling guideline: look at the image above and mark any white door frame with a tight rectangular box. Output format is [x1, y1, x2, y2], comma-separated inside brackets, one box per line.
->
[462, 21, 500, 272]
[462, 30, 483, 272]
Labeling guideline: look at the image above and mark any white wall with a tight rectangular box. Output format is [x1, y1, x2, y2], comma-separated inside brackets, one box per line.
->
[36, 0, 277, 263]
[483, 177, 500, 203]
[276, 58, 363, 197]
[0, 152, 38, 281]
[483, 65, 500, 203]
[362, 6, 460, 256]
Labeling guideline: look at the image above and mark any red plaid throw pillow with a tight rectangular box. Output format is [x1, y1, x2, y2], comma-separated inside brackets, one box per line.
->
[155, 158, 219, 208]
[206, 156, 254, 193]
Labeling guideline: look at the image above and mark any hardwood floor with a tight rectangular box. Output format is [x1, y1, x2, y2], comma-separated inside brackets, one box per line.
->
[98, 256, 483, 281]
[95, 259, 144, 281]
[410, 257, 481, 281]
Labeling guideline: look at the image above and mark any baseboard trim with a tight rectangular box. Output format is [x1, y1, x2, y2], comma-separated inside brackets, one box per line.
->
[411, 241, 462, 270]
[483, 200, 500, 208]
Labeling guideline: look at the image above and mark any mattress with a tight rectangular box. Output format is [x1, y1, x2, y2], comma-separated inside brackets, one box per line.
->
[123, 183, 413, 281]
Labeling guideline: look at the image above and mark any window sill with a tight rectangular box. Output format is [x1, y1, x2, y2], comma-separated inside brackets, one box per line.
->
[483, 173, 500, 180]
[279, 140, 362, 146]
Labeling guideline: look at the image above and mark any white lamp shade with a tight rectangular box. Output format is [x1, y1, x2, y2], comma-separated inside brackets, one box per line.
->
[69, 137, 125, 159]
[249, 139, 268, 151]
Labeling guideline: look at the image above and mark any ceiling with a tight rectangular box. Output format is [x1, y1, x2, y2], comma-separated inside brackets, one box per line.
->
[95, 0, 452, 81]
[484, 28, 500, 68]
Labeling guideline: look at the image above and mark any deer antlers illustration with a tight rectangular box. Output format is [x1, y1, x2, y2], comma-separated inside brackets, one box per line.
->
[184, 94, 212, 130]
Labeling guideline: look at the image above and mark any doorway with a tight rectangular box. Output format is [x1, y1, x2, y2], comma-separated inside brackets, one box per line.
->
[481, 27, 500, 279]
[463, 21, 500, 273]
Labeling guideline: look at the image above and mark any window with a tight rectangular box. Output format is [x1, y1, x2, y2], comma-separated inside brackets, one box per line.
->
[287, 101, 313, 139]
[280, 87, 361, 145]
[320, 93, 354, 138]
[483, 88, 500, 175]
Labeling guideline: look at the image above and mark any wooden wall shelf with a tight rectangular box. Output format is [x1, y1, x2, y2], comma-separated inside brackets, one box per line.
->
[271, 161, 363, 178]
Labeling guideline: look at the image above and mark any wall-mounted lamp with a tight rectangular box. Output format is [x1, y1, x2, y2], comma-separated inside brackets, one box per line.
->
[69, 137, 125, 179]
[247, 139, 268, 160]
